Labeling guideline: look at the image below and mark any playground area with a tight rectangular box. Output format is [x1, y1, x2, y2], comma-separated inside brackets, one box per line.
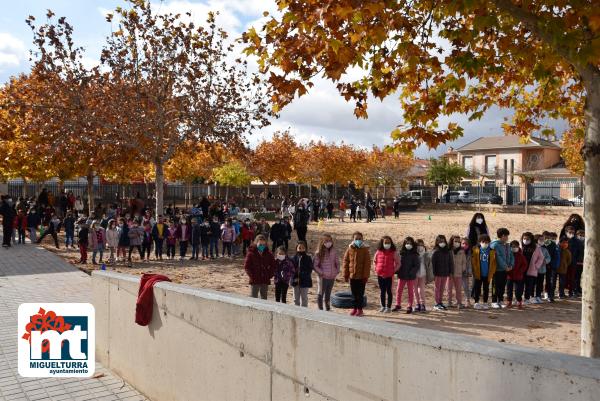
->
[42, 209, 583, 356]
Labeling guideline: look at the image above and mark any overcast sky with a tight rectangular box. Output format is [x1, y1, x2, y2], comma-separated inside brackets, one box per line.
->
[0, 0, 567, 157]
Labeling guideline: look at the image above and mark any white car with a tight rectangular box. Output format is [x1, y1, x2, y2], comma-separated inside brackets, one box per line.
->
[569, 195, 584, 206]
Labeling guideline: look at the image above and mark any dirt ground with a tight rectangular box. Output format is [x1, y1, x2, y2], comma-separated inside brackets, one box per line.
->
[41, 209, 582, 356]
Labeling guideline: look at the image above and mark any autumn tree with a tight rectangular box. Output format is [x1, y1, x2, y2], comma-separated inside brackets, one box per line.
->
[212, 160, 253, 200]
[247, 0, 600, 357]
[365, 146, 414, 197]
[249, 131, 297, 196]
[101, 0, 270, 216]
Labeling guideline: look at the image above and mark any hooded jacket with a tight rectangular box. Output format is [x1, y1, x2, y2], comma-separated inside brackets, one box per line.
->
[490, 239, 514, 272]
[291, 252, 313, 288]
[342, 244, 371, 280]
[244, 244, 276, 285]
[398, 250, 420, 280]
[508, 250, 528, 281]
[313, 248, 340, 280]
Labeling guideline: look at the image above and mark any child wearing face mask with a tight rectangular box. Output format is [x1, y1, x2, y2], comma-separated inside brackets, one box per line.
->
[471, 234, 496, 309]
[525, 234, 549, 304]
[506, 240, 528, 308]
[166, 221, 177, 260]
[199, 220, 211, 260]
[274, 246, 296, 304]
[291, 241, 313, 307]
[244, 235, 276, 300]
[221, 218, 237, 258]
[490, 228, 513, 308]
[448, 235, 467, 309]
[432, 235, 454, 311]
[535, 234, 551, 302]
[395, 237, 420, 313]
[414, 239, 433, 312]
[557, 238, 572, 299]
[460, 238, 473, 307]
[313, 234, 340, 311]
[374, 236, 399, 313]
[543, 231, 560, 302]
[343, 232, 371, 316]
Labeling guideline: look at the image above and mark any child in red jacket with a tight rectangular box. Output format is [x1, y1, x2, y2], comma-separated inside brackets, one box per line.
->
[506, 240, 528, 309]
[15, 210, 28, 244]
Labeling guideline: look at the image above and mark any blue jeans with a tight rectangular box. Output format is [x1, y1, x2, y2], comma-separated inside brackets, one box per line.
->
[209, 238, 219, 258]
[65, 233, 74, 247]
[201, 244, 209, 258]
[191, 244, 200, 259]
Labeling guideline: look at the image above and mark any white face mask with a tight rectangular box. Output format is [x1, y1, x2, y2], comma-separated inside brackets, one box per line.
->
[475, 218, 484, 225]
[383, 243, 392, 250]
[276, 255, 285, 261]
[511, 247, 519, 253]
[438, 242, 446, 248]
[566, 233, 574, 239]
[405, 244, 413, 250]
[577, 236, 585, 241]
[453, 242, 461, 249]
[324, 241, 333, 248]
[523, 239, 531, 245]
[417, 246, 425, 254]
[480, 242, 489, 249]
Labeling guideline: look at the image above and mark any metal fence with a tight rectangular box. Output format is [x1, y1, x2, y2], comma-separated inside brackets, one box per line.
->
[407, 182, 584, 206]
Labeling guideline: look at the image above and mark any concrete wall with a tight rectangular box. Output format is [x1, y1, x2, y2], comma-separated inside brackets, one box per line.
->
[92, 271, 600, 401]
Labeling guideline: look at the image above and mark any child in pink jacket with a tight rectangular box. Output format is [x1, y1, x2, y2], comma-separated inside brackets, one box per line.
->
[525, 234, 546, 304]
[313, 234, 340, 311]
[373, 236, 400, 313]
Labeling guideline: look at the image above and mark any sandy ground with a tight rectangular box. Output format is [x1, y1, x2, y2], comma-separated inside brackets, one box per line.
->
[40, 209, 582, 356]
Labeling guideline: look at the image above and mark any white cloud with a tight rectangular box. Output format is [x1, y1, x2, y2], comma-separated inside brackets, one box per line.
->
[0, 32, 27, 70]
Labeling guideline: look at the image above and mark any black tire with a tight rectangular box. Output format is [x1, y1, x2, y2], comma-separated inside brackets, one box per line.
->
[331, 291, 367, 309]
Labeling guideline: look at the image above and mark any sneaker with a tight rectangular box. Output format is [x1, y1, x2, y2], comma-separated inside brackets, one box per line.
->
[491, 302, 501, 309]
[524, 299, 532, 305]
[356, 309, 364, 317]
[406, 307, 413, 314]
[415, 304, 422, 313]
[384, 307, 391, 313]
[392, 305, 402, 312]
[474, 303, 483, 310]
[349, 308, 357, 316]
[420, 304, 427, 313]
[534, 297, 542, 304]
[379, 306, 386, 313]
[433, 304, 443, 311]
[482, 303, 490, 310]
[440, 304, 448, 310]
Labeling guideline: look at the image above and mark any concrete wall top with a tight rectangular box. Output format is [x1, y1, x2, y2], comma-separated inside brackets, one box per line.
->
[93, 270, 600, 382]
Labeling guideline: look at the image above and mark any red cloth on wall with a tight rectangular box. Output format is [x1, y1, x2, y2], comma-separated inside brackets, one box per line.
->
[135, 273, 171, 326]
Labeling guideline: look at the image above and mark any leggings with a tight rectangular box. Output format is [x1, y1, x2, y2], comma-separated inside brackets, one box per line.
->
[525, 275, 537, 300]
[447, 277, 463, 304]
[461, 275, 471, 303]
[434, 276, 448, 305]
[396, 279, 415, 308]
[377, 276, 393, 308]
[413, 276, 426, 305]
[350, 279, 366, 309]
[317, 277, 335, 310]
[222, 241, 232, 257]
[275, 282, 289, 303]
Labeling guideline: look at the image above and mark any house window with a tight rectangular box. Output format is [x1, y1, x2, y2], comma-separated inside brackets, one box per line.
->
[463, 156, 473, 171]
[485, 155, 496, 174]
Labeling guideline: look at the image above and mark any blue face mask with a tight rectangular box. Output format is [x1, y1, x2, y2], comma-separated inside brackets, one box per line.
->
[257, 244, 266, 252]
[353, 240, 363, 248]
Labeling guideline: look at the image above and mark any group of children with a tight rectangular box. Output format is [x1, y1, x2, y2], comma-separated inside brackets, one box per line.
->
[75, 214, 282, 266]
[243, 212, 586, 317]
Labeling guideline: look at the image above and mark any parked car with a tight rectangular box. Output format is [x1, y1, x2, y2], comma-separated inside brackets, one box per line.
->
[404, 189, 433, 203]
[441, 190, 476, 203]
[473, 192, 503, 204]
[569, 195, 584, 207]
[518, 195, 575, 206]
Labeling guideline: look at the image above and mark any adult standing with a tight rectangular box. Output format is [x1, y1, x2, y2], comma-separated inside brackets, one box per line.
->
[466, 213, 490, 250]
[559, 213, 585, 239]
[338, 198, 346, 222]
[200, 196, 211, 219]
[294, 203, 310, 242]
[365, 192, 374, 223]
[244, 235, 276, 299]
[151, 216, 167, 260]
[393, 196, 401, 219]
[0, 196, 16, 247]
[37, 188, 49, 208]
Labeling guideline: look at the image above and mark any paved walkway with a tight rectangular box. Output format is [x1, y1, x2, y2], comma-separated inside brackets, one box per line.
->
[0, 239, 149, 401]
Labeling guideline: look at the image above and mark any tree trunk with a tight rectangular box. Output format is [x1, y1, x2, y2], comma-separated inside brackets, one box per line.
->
[225, 186, 230, 201]
[581, 69, 600, 358]
[155, 162, 165, 218]
[86, 169, 95, 216]
[22, 177, 27, 198]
